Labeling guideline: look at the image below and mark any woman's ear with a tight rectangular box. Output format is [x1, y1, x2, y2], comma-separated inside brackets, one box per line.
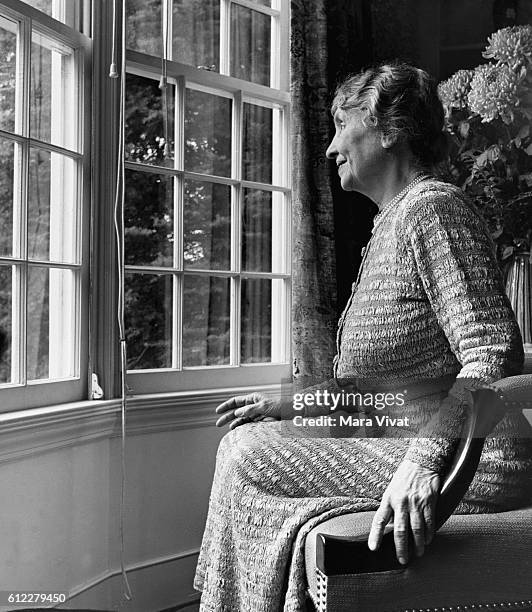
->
[380, 133, 396, 149]
[361, 108, 378, 129]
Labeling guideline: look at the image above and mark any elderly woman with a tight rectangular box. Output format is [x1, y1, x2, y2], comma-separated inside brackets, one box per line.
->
[194, 63, 532, 611]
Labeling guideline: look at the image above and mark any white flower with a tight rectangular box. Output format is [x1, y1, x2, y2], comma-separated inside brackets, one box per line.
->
[483, 25, 532, 68]
[467, 63, 522, 123]
[438, 70, 474, 110]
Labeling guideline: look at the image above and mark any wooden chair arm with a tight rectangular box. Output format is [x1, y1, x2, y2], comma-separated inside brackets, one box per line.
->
[316, 387, 507, 576]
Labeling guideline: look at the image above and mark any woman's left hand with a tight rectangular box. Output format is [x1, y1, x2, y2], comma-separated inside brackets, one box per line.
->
[215, 393, 282, 429]
[368, 459, 440, 564]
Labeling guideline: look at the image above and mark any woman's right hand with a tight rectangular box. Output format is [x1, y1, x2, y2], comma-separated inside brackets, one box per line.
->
[215, 393, 282, 429]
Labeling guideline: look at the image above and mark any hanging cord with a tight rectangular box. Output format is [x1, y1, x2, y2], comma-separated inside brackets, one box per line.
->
[110, 0, 132, 604]
[109, 0, 119, 78]
[159, 1, 170, 159]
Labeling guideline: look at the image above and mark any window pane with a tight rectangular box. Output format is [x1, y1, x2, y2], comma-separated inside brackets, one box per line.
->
[0, 17, 17, 134]
[126, 0, 162, 56]
[28, 148, 77, 263]
[125, 170, 174, 267]
[30, 31, 77, 150]
[185, 89, 232, 177]
[125, 273, 173, 369]
[183, 275, 230, 366]
[184, 180, 231, 270]
[173, 0, 219, 71]
[231, 5, 271, 86]
[242, 189, 272, 272]
[0, 265, 13, 384]
[125, 74, 174, 166]
[27, 266, 77, 381]
[0, 137, 15, 257]
[20, 0, 81, 28]
[241, 277, 271, 363]
[22, 0, 51, 14]
[243, 103, 272, 183]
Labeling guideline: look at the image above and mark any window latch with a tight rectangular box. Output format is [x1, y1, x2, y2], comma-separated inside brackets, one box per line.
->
[91, 373, 104, 399]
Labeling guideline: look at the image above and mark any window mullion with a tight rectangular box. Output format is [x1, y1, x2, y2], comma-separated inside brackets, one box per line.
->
[13, 14, 32, 386]
[270, 14, 279, 90]
[173, 274, 182, 370]
[173, 174, 183, 370]
[277, 0, 289, 92]
[277, 100, 292, 363]
[230, 90, 243, 367]
[220, 0, 231, 76]
[12, 142, 25, 266]
[174, 76, 185, 370]
[72, 267, 82, 378]
[163, 0, 172, 61]
[11, 263, 24, 385]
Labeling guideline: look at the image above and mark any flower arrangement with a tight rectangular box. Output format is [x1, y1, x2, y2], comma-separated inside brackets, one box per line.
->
[438, 25, 532, 262]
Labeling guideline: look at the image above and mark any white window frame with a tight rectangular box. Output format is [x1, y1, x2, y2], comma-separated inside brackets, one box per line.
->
[0, 0, 91, 412]
[123, 0, 292, 395]
[0, 0, 291, 409]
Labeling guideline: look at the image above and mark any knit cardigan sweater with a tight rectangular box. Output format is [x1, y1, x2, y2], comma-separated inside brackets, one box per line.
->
[333, 178, 524, 473]
[194, 179, 530, 612]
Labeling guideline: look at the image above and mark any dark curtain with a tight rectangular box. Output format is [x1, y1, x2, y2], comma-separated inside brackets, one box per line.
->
[291, 0, 373, 385]
[327, 0, 375, 312]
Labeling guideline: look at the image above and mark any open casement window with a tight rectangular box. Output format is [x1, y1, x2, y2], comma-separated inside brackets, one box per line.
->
[124, 0, 291, 394]
[0, 0, 90, 412]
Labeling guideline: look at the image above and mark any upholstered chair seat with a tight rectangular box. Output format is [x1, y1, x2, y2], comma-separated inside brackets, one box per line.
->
[305, 506, 532, 611]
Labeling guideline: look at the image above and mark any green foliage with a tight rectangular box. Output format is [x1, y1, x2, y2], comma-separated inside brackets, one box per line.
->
[439, 25, 532, 261]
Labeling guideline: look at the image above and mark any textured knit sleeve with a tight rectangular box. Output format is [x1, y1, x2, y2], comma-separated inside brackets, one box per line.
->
[402, 187, 524, 473]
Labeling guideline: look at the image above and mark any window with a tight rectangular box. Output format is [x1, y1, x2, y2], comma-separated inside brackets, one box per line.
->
[0, 1, 90, 411]
[0, 0, 290, 410]
[123, 0, 291, 393]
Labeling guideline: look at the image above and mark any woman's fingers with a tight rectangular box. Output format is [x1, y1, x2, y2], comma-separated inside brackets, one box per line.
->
[215, 401, 263, 428]
[215, 410, 237, 428]
[423, 499, 436, 545]
[368, 499, 392, 551]
[409, 506, 425, 558]
[214, 393, 279, 428]
[392, 503, 410, 564]
[215, 394, 254, 415]
[229, 417, 249, 430]
[234, 403, 261, 421]
[369, 460, 439, 564]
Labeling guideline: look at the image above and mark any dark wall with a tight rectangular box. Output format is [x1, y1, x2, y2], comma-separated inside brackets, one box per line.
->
[326, 0, 375, 314]
[326, 0, 532, 317]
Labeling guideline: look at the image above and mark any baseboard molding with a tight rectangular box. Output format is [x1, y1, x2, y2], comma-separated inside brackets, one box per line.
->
[61, 549, 201, 612]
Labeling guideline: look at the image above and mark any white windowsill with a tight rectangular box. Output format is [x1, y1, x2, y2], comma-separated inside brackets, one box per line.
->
[0, 383, 284, 464]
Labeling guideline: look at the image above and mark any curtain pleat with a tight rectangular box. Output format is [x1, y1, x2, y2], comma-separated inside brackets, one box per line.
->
[290, 0, 373, 386]
[291, 0, 338, 386]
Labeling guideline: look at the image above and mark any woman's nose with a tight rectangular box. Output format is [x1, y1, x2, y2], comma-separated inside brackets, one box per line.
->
[326, 138, 337, 160]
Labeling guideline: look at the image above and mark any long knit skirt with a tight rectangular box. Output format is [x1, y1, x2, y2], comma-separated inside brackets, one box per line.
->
[193, 419, 532, 612]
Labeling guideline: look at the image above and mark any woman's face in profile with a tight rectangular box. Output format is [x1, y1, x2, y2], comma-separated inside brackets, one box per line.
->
[326, 107, 385, 193]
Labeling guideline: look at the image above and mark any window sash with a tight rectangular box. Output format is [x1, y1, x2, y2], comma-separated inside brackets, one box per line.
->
[123, 2, 291, 386]
[158, 0, 284, 89]
[0, 0, 90, 411]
